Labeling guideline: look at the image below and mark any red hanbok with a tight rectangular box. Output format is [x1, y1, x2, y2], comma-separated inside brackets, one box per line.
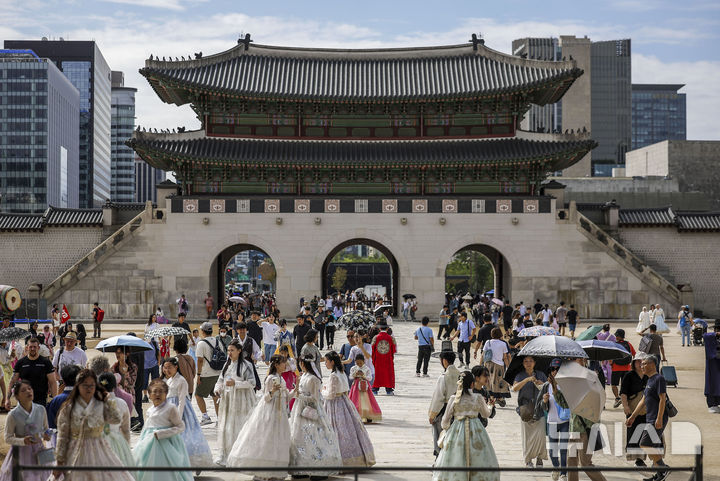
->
[371, 331, 396, 389]
[348, 364, 382, 422]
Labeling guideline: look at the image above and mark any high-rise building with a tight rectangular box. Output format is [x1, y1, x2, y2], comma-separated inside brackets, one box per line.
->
[631, 84, 686, 150]
[0, 49, 79, 213]
[590, 39, 631, 176]
[134, 154, 165, 203]
[110, 71, 137, 202]
[511, 38, 563, 133]
[5, 39, 112, 207]
[512, 36, 631, 177]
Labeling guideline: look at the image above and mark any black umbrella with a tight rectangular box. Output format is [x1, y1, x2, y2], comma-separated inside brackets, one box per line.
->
[402, 293, 416, 299]
[504, 354, 552, 385]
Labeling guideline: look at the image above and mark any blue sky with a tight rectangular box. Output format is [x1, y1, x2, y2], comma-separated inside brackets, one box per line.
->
[2, 0, 719, 139]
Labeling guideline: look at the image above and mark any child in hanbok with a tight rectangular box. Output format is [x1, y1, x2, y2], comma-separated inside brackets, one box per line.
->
[213, 339, 257, 466]
[0, 380, 53, 481]
[227, 354, 291, 480]
[54, 369, 134, 481]
[289, 355, 342, 477]
[348, 354, 382, 423]
[433, 371, 500, 481]
[98, 373, 135, 473]
[132, 379, 192, 481]
[277, 344, 297, 411]
[162, 357, 213, 467]
[323, 352, 376, 467]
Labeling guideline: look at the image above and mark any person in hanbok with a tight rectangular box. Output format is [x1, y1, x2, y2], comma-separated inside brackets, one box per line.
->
[433, 371, 499, 481]
[277, 344, 298, 411]
[652, 305, 670, 333]
[322, 352, 376, 467]
[213, 339, 257, 466]
[97, 373, 135, 474]
[0, 380, 53, 481]
[637, 306, 652, 334]
[0, 342, 11, 409]
[300, 329, 323, 380]
[162, 357, 213, 467]
[132, 379, 192, 481]
[273, 320, 294, 349]
[371, 322, 396, 395]
[227, 354, 292, 480]
[54, 369, 135, 481]
[704, 320, 720, 412]
[289, 355, 342, 477]
[347, 354, 382, 423]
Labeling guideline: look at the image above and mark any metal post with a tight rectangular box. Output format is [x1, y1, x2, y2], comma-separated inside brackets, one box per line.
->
[11, 445, 19, 481]
[354, 469, 359, 481]
[694, 445, 703, 481]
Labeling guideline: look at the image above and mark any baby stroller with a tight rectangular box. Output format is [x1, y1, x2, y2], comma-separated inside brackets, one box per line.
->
[692, 319, 708, 346]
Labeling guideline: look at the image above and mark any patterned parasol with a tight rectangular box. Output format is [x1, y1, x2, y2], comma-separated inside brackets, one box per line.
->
[0, 327, 30, 343]
[518, 326, 560, 337]
[338, 310, 376, 331]
[144, 326, 191, 340]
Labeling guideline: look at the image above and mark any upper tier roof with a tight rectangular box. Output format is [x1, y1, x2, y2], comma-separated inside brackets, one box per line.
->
[128, 130, 596, 172]
[141, 39, 582, 105]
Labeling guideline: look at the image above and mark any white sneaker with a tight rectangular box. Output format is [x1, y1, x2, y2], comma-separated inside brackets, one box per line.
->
[200, 416, 212, 426]
[709, 406, 720, 413]
[525, 462, 533, 468]
[559, 475, 568, 481]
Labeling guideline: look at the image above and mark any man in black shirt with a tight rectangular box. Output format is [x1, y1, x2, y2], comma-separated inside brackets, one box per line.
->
[473, 314, 495, 359]
[567, 305, 579, 340]
[6, 337, 56, 408]
[627, 355, 670, 481]
[293, 315, 311, 356]
[247, 311, 264, 348]
[172, 312, 191, 343]
[533, 299, 543, 315]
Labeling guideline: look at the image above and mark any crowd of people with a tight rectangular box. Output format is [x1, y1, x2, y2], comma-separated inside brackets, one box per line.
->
[0, 291, 717, 481]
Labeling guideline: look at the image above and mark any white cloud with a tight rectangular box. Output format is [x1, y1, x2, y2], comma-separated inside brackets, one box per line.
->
[98, 0, 187, 10]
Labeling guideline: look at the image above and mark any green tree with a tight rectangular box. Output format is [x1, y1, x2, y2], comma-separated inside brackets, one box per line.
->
[331, 267, 348, 292]
[445, 251, 494, 294]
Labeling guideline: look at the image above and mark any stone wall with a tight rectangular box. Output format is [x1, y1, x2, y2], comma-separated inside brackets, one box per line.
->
[0, 227, 105, 298]
[618, 227, 720, 316]
[45, 203, 680, 321]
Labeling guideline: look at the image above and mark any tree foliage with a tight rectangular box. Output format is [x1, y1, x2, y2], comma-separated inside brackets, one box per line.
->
[331, 267, 348, 291]
[445, 250, 494, 293]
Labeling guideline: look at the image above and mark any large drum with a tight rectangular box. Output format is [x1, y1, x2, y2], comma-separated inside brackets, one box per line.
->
[0, 285, 22, 312]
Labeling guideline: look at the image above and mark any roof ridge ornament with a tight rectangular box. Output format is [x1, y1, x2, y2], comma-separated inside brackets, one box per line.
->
[469, 33, 484, 51]
[238, 33, 252, 51]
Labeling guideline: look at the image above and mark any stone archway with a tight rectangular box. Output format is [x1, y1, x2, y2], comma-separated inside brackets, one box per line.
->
[441, 243, 512, 301]
[209, 243, 274, 308]
[320, 238, 400, 313]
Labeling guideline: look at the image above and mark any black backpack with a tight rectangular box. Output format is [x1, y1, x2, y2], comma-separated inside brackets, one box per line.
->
[201, 338, 227, 370]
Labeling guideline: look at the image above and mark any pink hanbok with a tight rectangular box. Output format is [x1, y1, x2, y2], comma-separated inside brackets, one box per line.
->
[348, 364, 382, 422]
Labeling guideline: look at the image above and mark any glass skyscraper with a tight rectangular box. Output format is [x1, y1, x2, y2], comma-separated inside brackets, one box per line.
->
[111, 71, 137, 202]
[0, 49, 79, 213]
[134, 154, 165, 203]
[5, 39, 112, 208]
[631, 84, 686, 150]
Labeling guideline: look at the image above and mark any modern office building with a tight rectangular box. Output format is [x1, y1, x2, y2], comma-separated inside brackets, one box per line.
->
[0, 49, 79, 213]
[110, 71, 137, 202]
[590, 39, 631, 176]
[5, 39, 112, 208]
[631, 84, 686, 150]
[511, 37, 563, 133]
[134, 154, 165, 203]
[512, 36, 631, 177]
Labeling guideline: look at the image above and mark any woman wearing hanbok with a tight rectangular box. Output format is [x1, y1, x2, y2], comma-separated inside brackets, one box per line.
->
[322, 352, 376, 467]
[162, 357, 213, 467]
[0, 380, 53, 481]
[433, 371, 500, 481]
[652, 304, 670, 333]
[277, 344, 297, 411]
[289, 355, 342, 477]
[54, 369, 134, 481]
[273, 320, 294, 350]
[132, 379, 192, 481]
[637, 306, 652, 334]
[97, 373, 135, 474]
[227, 354, 292, 480]
[347, 354, 382, 423]
[213, 339, 257, 466]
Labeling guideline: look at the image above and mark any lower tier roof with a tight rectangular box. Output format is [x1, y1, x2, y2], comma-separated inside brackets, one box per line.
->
[129, 132, 596, 172]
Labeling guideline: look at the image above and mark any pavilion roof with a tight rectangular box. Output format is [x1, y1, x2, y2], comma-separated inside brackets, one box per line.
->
[140, 39, 582, 105]
[128, 130, 596, 172]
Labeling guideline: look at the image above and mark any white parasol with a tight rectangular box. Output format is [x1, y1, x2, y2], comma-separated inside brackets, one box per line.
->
[555, 361, 606, 423]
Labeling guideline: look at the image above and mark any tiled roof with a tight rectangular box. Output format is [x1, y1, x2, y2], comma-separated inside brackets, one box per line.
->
[129, 133, 597, 172]
[619, 207, 675, 226]
[620, 207, 720, 231]
[0, 206, 102, 232]
[141, 42, 581, 104]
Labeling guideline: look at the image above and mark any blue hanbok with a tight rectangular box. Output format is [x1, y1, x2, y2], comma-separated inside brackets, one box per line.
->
[165, 373, 213, 466]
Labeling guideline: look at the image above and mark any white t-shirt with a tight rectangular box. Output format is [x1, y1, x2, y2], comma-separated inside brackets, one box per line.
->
[482, 339, 508, 366]
[348, 343, 374, 378]
[52, 347, 87, 373]
[196, 337, 222, 377]
[542, 309, 553, 324]
[260, 321, 280, 345]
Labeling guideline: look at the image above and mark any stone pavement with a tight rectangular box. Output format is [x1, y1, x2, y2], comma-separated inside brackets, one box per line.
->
[3, 319, 716, 480]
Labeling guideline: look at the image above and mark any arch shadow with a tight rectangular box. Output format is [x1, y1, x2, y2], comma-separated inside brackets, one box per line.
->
[321, 238, 399, 313]
[210, 243, 273, 306]
[443, 243, 512, 300]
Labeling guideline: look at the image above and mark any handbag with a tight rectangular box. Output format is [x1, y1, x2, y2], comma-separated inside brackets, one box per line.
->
[665, 396, 678, 417]
[301, 406, 319, 420]
[627, 392, 646, 415]
[36, 440, 56, 465]
[518, 402, 535, 422]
